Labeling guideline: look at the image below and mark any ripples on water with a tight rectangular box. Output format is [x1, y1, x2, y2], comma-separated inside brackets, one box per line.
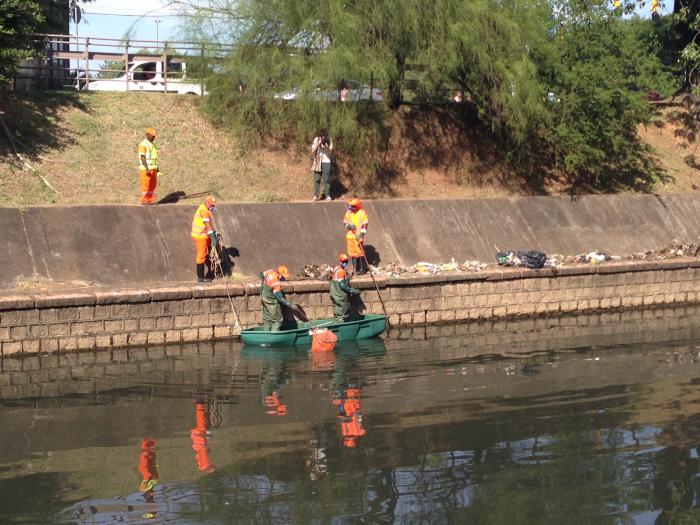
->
[3, 309, 700, 523]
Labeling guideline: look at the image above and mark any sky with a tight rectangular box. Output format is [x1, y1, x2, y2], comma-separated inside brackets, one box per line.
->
[72, 0, 182, 42]
[72, 0, 673, 44]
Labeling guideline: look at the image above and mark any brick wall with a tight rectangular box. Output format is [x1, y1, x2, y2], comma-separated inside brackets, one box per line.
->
[1, 258, 700, 356]
[2, 303, 700, 401]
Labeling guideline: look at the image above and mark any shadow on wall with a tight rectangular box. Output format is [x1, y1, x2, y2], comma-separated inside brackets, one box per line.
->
[364, 245, 381, 266]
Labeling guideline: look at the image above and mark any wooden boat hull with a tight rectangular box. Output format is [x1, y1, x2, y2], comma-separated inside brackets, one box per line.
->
[240, 314, 387, 347]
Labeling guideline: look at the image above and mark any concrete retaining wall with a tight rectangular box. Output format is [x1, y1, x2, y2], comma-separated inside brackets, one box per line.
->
[1, 258, 700, 355]
[4, 193, 700, 288]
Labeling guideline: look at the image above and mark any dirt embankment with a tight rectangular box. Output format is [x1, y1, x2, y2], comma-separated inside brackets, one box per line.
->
[1, 91, 699, 206]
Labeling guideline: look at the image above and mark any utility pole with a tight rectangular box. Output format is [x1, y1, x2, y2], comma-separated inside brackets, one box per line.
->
[155, 19, 162, 45]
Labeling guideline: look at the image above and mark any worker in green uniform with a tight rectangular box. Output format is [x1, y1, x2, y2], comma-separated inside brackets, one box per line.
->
[260, 265, 295, 331]
[330, 254, 361, 321]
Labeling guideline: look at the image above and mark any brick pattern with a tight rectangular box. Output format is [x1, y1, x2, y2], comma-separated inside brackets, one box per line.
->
[1, 260, 700, 355]
[1, 304, 699, 400]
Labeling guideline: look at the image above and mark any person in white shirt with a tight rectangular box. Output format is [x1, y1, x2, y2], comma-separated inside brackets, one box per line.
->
[311, 132, 333, 201]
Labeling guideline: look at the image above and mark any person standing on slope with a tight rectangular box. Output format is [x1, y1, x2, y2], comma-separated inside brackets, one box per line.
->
[138, 127, 160, 205]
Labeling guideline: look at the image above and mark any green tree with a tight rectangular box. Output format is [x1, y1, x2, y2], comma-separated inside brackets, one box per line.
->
[0, 0, 44, 83]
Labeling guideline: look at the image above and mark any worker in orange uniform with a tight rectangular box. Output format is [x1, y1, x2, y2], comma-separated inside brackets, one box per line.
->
[191, 196, 218, 282]
[343, 198, 369, 275]
[260, 265, 297, 331]
[333, 386, 366, 448]
[191, 402, 215, 474]
[137, 438, 159, 493]
[330, 253, 361, 321]
[138, 127, 159, 205]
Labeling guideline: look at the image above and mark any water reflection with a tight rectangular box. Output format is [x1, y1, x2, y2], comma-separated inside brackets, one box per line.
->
[6, 310, 700, 522]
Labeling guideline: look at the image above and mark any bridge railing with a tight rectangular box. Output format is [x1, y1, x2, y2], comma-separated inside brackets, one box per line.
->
[7, 34, 233, 92]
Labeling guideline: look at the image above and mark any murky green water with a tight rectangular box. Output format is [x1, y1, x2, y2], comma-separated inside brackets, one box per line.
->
[5, 309, 700, 524]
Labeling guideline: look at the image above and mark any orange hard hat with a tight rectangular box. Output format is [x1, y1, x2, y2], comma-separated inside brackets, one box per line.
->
[338, 253, 349, 263]
[343, 437, 358, 448]
[145, 127, 156, 137]
[346, 198, 362, 208]
[277, 265, 290, 279]
[205, 195, 216, 208]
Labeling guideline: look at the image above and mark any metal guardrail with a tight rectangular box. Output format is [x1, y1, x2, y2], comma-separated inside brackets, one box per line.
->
[8, 34, 233, 91]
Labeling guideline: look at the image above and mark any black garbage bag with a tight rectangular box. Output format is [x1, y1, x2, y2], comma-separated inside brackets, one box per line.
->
[496, 250, 547, 269]
[517, 250, 547, 269]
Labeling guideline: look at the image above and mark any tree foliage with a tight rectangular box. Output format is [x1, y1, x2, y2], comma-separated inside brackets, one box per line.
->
[0, 0, 44, 83]
[177, 0, 677, 193]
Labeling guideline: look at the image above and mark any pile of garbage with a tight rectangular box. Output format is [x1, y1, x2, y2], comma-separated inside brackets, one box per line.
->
[296, 239, 700, 279]
[300, 264, 334, 279]
[627, 239, 700, 260]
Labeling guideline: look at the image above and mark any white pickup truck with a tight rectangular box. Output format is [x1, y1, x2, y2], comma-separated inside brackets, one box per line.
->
[86, 60, 205, 95]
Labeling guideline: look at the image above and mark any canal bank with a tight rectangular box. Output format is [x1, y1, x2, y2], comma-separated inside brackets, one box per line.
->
[3, 193, 700, 354]
[1, 256, 700, 355]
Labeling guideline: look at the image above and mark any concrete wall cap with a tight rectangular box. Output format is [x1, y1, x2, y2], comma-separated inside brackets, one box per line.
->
[94, 289, 150, 305]
[0, 295, 35, 310]
[33, 292, 96, 308]
[291, 280, 329, 293]
[148, 286, 193, 301]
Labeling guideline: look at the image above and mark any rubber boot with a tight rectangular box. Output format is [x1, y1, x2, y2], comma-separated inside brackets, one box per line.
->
[356, 257, 367, 275]
[197, 263, 211, 282]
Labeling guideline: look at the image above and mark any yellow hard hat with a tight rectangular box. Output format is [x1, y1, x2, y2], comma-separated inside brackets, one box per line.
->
[145, 127, 157, 137]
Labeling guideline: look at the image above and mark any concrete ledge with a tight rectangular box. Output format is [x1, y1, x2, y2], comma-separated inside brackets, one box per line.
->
[149, 286, 193, 301]
[94, 289, 150, 305]
[0, 296, 35, 311]
[34, 293, 96, 308]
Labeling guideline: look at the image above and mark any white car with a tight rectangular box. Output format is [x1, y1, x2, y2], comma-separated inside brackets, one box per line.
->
[86, 60, 205, 95]
[275, 79, 384, 101]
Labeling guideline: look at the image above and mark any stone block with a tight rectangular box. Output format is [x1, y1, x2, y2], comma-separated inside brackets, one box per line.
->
[40, 338, 59, 353]
[95, 336, 112, 349]
[59, 337, 78, 351]
[191, 314, 208, 326]
[412, 311, 426, 324]
[128, 333, 147, 345]
[22, 340, 40, 354]
[10, 326, 28, 340]
[139, 317, 156, 330]
[112, 334, 128, 347]
[123, 319, 139, 331]
[147, 331, 166, 345]
[0, 310, 23, 326]
[182, 328, 199, 342]
[165, 330, 182, 343]
[0, 295, 35, 311]
[214, 325, 232, 338]
[2, 341, 22, 355]
[198, 327, 213, 339]
[148, 346, 165, 360]
[28, 324, 48, 338]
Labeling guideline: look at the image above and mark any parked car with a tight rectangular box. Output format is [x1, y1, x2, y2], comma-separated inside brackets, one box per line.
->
[275, 79, 384, 101]
[86, 60, 205, 95]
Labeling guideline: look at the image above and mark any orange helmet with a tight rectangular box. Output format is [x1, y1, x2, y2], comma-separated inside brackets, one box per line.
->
[145, 127, 156, 137]
[277, 265, 290, 279]
[343, 437, 358, 448]
[346, 198, 362, 208]
[338, 253, 349, 263]
[205, 196, 216, 209]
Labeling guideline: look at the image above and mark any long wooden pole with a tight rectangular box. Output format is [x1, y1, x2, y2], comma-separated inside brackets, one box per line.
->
[356, 235, 391, 327]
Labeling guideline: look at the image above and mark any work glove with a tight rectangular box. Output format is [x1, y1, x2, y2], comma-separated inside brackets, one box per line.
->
[346, 224, 356, 231]
[208, 231, 218, 249]
[357, 232, 365, 240]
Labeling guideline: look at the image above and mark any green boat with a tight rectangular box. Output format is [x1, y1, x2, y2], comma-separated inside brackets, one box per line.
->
[240, 314, 387, 347]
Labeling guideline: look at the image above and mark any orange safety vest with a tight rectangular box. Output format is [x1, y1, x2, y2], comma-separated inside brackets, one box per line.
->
[138, 139, 158, 170]
[191, 204, 213, 239]
[333, 266, 347, 281]
[262, 269, 282, 293]
[343, 209, 368, 241]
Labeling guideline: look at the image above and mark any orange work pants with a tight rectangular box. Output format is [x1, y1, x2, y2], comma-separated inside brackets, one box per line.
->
[139, 168, 158, 205]
[193, 236, 211, 264]
[346, 236, 364, 258]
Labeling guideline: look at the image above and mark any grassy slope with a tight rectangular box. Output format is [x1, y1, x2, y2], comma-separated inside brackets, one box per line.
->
[0, 91, 698, 206]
